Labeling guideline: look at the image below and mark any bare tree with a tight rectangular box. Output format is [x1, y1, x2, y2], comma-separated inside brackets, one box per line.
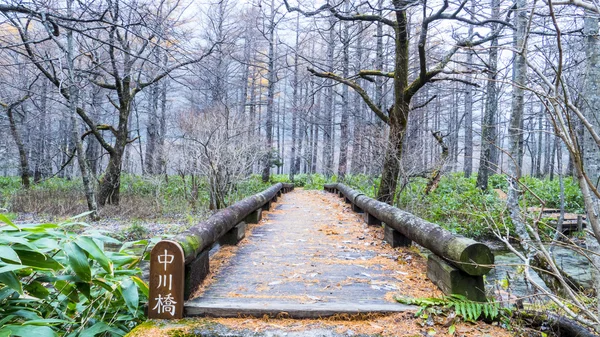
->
[2, 0, 215, 205]
[286, 0, 510, 203]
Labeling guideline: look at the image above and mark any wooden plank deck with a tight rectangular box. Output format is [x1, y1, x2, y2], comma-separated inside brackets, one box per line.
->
[185, 189, 431, 318]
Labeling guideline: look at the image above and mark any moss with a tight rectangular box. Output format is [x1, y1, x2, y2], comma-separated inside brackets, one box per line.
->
[126, 319, 216, 337]
[178, 235, 202, 259]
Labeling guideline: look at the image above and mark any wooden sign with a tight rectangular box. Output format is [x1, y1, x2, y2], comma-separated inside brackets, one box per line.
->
[148, 240, 185, 319]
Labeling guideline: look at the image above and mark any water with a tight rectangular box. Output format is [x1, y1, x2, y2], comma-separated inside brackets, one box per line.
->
[486, 245, 592, 297]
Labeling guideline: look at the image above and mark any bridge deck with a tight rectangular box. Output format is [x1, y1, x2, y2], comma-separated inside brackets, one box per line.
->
[185, 189, 441, 317]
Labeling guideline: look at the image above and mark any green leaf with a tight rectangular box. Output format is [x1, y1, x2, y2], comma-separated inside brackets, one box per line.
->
[69, 211, 94, 220]
[24, 281, 50, 299]
[35, 275, 80, 283]
[0, 214, 19, 230]
[76, 237, 113, 274]
[0, 325, 57, 337]
[23, 319, 72, 326]
[75, 282, 91, 300]
[63, 242, 91, 282]
[17, 223, 59, 233]
[0, 314, 15, 327]
[0, 246, 21, 263]
[448, 324, 456, 335]
[120, 278, 139, 315]
[15, 250, 62, 271]
[0, 271, 23, 294]
[54, 280, 79, 303]
[131, 276, 148, 297]
[78, 322, 123, 337]
[0, 287, 16, 301]
[32, 238, 60, 252]
[92, 278, 115, 292]
[0, 237, 38, 251]
[0, 264, 28, 274]
[13, 309, 42, 320]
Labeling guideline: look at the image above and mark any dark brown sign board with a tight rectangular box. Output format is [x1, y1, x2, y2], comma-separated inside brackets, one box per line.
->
[148, 240, 185, 319]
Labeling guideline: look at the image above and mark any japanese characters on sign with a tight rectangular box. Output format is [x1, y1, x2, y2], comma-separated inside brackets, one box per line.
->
[148, 240, 184, 319]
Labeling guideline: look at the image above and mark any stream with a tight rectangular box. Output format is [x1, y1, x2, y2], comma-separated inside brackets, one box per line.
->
[485, 245, 592, 297]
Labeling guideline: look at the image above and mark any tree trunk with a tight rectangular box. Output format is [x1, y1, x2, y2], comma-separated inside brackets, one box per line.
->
[351, 23, 364, 175]
[262, 0, 276, 183]
[582, 12, 600, 314]
[7, 106, 30, 189]
[376, 5, 409, 204]
[323, 16, 335, 177]
[507, 0, 528, 247]
[476, 0, 499, 190]
[463, 1, 474, 177]
[312, 81, 319, 174]
[66, 0, 99, 219]
[290, 14, 300, 181]
[338, 14, 350, 180]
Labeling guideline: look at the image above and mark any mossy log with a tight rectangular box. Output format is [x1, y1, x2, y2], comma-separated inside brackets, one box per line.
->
[330, 183, 494, 276]
[175, 183, 283, 263]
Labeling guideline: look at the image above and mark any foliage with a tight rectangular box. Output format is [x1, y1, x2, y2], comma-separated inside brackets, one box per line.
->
[393, 173, 511, 238]
[258, 173, 334, 190]
[396, 294, 504, 330]
[519, 176, 584, 212]
[341, 174, 380, 198]
[342, 172, 584, 239]
[0, 213, 151, 336]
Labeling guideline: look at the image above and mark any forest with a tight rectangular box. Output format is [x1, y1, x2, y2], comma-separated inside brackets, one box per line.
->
[1, 0, 600, 336]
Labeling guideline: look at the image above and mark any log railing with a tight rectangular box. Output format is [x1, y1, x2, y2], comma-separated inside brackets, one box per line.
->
[148, 182, 294, 319]
[324, 183, 494, 302]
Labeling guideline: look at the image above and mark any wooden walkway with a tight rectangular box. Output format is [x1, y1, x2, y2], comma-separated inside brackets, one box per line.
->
[185, 189, 437, 318]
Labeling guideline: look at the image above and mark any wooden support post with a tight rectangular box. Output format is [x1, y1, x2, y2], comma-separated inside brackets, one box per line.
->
[244, 209, 262, 224]
[426, 255, 486, 302]
[219, 222, 247, 246]
[184, 249, 210, 300]
[338, 192, 344, 198]
[149, 240, 185, 319]
[262, 201, 271, 211]
[351, 203, 363, 213]
[363, 212, 382, 226]
[277, 190, 282, 197]
[384, 225, 411, 247]
[577, 215, 583, 232]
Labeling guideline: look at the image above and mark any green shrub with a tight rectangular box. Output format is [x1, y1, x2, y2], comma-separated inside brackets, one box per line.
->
[520, 176, 583, 212]
[489, 174, 508, 190]
[0, 213, 150, 336]
[343, 174, 380, 198]
[394, 173, 511, 238]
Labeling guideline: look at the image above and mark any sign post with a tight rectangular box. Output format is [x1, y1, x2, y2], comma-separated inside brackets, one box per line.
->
[148, 240, 185, 319]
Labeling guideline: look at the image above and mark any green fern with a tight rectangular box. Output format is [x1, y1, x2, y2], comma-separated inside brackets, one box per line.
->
[395, 294, 501, 322]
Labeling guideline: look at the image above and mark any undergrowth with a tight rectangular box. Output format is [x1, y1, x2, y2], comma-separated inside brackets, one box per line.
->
[343, 173, 584, 240]
[0, 213, 153, 336]
[396, 294, 508, 335]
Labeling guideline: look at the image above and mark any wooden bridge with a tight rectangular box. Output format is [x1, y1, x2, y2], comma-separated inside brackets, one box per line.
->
[147, 183, 494, 320]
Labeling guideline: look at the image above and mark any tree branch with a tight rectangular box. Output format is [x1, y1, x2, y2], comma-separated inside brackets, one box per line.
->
[282, 0, 397, 27]
[307, 67, 389, 125]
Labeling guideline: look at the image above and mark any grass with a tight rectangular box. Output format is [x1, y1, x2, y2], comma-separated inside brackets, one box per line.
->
[342, 173, 584, 240]
[0, 173, 335, 221]
[2, 172, 581, 240]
